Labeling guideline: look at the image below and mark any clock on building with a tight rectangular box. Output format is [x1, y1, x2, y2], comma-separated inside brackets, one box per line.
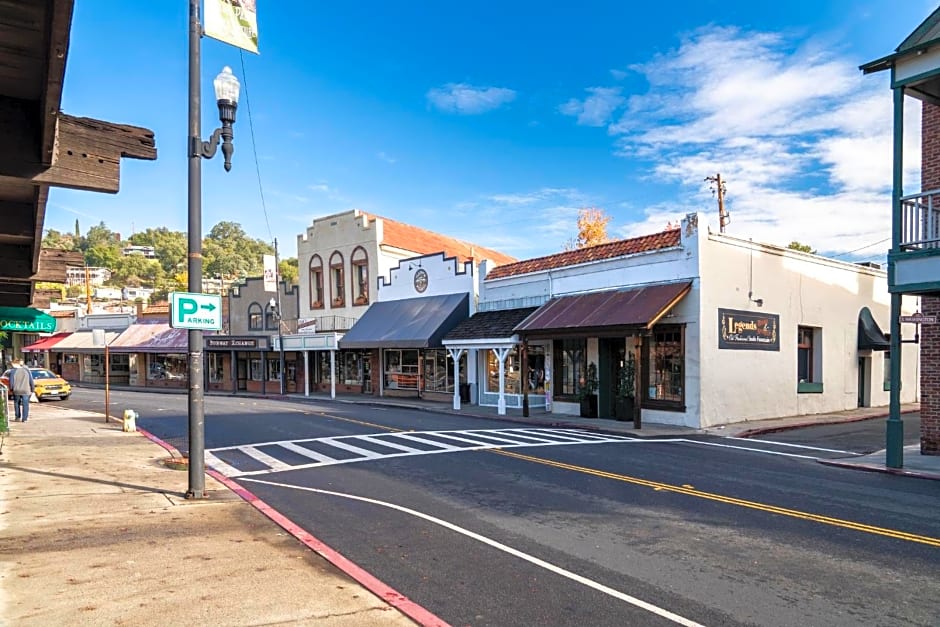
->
[414, 268, 429, 293]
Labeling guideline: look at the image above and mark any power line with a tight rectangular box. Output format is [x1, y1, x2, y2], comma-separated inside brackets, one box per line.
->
[830, 237, 891, 258]
[239, 50, 273, 243]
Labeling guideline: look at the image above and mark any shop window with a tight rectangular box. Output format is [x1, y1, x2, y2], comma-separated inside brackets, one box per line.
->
[330, 251, 345, 307]
[148, 354, 188, 382]
[351, 246, 369, 306]
[342, 351, 362, 385]
[552, 339, 585, 400]
[64, 354, 78, 364]
[265, 305, 277, 330]
[267, 358, 281, 381]
[316, 352, 333, 383]
[643, 326, 685, 409]
[384, 349, 418, 390]
[526, 345, 546, 394]
[208, 353, 224, 383]
[248, 303, 263, 330]
[798, 326, 823, 393]
[425, 349, 465, 393]
[486, 350, 520, 394]
[250, 358, 263, 381]
[309, 255, 324, 309]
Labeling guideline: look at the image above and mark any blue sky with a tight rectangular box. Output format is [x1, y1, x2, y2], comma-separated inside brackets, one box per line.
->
[50, 1, 937, 262]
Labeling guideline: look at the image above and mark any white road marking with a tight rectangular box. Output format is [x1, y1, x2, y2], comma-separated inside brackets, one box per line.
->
[725, 437, 862, 456]
[206, 428, 647, 477]
[241, 477, 704, 627]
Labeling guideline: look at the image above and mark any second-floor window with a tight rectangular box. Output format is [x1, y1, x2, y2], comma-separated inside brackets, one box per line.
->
[309, 255, 324, 309]
[351, 246, 369, 305]
[248, 303, 263, 330]
[330, 251, 345, 307]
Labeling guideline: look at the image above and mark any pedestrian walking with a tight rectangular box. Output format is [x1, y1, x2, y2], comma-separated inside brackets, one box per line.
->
[9, 360, 34, 422]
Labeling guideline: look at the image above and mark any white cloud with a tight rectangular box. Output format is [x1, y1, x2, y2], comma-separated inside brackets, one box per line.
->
[610, 69, 628, 81]
[560, 87, 625, 127]
[426, 83, 517, 114]
[377, 151, 397, 164]
[606, 25, 920, 257]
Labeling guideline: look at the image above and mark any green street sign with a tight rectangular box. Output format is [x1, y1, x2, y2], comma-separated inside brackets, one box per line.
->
[170, 292, 222, 330]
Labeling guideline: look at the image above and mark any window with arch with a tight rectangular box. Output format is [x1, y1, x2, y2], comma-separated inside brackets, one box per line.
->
[351, 246, 369, 305]
[248, 302, 263, 330]
[330, 251, 345, 307]
[309, 255, 324, 309]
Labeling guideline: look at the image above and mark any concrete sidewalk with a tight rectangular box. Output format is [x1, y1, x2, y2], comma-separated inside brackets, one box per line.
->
[0, 404, 423, 626]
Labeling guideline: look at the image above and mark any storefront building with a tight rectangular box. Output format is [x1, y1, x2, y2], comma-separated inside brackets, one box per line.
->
[295, 210, 514, 399]
[458, 212, 919, 428]
[108, 322, 189, 389]
[339, 252, 474, 402]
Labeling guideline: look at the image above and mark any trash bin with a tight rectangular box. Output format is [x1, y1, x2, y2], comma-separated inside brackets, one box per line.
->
[459, 383, 471, 403]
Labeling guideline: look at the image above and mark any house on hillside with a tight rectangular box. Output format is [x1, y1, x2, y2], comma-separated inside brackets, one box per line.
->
[444, 213, 919, 428]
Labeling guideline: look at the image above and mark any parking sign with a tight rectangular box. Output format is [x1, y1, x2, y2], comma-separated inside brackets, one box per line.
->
[170, 292, 223, 330]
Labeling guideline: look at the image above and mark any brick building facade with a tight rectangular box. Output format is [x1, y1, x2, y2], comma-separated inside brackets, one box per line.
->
[921, 103, 940, 454]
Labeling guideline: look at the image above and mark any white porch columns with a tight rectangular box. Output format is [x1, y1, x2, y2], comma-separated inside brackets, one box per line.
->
[330, 349, 336, 399]
[303, 350, 310, 397]
[447, 347, 466, 410]
[493, 346, 511, 415]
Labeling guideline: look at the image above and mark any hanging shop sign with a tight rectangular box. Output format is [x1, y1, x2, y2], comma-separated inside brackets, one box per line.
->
[205, 336, 270, 350]
[718, 308, 780, 351]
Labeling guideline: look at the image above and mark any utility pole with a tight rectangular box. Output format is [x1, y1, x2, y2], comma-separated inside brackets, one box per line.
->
[705, 173, 730, 233]
[274, 238, 286, 395]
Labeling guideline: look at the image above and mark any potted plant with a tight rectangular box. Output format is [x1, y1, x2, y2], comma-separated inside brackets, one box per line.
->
[615, 354, 636, 422]
[578, 361, 599, 418]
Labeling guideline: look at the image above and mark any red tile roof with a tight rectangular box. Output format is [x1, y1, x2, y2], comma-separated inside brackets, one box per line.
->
[364, 213, 517, 267]
[485, 228, 682, 280]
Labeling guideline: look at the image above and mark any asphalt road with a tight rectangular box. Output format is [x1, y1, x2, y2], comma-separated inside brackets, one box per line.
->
[59, 389, 940, 626]
[751, 413, 922, 453]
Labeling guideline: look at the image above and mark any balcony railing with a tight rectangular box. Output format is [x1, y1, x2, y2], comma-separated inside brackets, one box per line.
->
[297, 315, 359, 333]
[901, 188, 940, 250]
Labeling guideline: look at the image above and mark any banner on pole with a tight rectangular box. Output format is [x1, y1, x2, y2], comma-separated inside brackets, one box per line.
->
[263, 254, 277, 292]
[204, 0, 259, 54]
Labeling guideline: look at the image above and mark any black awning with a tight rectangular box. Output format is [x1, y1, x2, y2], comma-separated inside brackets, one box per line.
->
[339, 293, 469, 349]
[858, 307, 890, 351]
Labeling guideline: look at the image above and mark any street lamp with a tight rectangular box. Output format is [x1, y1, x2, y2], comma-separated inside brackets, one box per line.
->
[195, 66, 240, 172]
[185, 0, 240, 500]
[268, 297, 286, 395]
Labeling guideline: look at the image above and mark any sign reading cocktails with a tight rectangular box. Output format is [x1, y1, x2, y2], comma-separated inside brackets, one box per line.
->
[718, 308, 780, 351]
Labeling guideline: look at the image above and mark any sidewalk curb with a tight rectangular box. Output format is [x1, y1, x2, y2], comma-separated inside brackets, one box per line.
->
[817, 458, 940, 481]
[135, 425, 446, 627]
[734, 409, 918, 439]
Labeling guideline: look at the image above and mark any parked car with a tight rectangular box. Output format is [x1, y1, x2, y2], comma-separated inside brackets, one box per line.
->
[0, 368, 72, 401]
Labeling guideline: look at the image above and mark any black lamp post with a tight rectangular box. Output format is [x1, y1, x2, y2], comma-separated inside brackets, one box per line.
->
[186, 0, 240, 499]
[268, 296, 286, 395]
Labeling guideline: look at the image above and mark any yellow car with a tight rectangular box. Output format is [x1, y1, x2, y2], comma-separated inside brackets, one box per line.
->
[1, 368, 72, 401]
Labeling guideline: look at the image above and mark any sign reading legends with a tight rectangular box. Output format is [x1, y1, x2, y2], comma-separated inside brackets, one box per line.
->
[170, 292, 222, 331]
[718, 308, 780, 351]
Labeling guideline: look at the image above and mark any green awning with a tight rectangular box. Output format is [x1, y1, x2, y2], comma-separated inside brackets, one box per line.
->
[0, 307, 56, 333]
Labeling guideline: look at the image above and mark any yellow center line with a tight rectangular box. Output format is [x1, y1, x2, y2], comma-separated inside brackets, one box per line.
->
[311, 412, 940, 547]
[495, 449, 940, 548]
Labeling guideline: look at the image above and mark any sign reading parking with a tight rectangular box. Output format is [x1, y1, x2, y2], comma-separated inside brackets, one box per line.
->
[170, 292, 222, 330]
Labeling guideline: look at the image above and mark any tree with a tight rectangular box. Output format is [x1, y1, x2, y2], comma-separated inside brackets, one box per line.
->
[83, 221, 117, 251]
[129, 227, 187, 274]
[564, 208, 612, 250]
[203, 221, 274, 279]
[279, 257, 299, 286]
[42, 229, 76, 251]
[787, 241, 816, 254]
[84, 244, 120, 269]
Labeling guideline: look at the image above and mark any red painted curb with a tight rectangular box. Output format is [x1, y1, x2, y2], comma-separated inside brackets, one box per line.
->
[136, 427, 447, 626]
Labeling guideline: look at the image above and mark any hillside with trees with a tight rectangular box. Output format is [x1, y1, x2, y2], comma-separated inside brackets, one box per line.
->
[42, 220, 298, 302]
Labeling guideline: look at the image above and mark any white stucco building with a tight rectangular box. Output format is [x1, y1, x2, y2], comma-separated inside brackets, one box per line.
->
[446, 213, 919, 429]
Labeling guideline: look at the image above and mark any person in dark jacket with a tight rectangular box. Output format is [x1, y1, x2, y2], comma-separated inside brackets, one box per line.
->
[9, 360, 35, 422]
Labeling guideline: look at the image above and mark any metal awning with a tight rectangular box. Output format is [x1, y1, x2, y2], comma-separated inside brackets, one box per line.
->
[54, 329, 121, 352]
[858, 307, 890, 351]
[515, 281, 693, 337]
[0, 306, 57, 333]
[109, 323, 189, 353]
[339, 293, 469, 349]
[22, 332, 71, 352]
[443, 307, 537, 348]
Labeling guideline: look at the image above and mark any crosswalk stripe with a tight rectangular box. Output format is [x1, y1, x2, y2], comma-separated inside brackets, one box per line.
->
[205, 451, 241, 476]
[241, 446, 293, 471]
[321, 438, 385, 458]
[392, 432, 463, 450]
[359, 435, 422, 454]
[280, 441, 338, 463]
